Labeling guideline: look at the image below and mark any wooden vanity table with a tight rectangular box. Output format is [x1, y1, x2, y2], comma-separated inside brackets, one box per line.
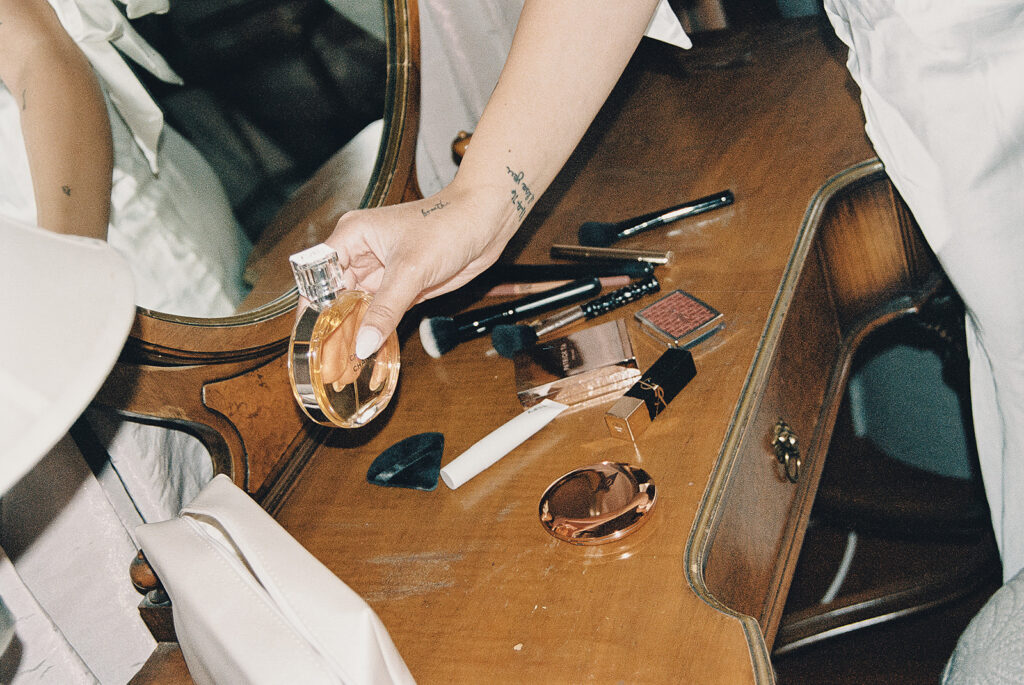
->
[118, 12, 947, 685]
[269, 20, 939, 685]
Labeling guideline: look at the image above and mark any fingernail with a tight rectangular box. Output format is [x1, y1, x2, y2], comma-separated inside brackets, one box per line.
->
[355, 327, 383, 360]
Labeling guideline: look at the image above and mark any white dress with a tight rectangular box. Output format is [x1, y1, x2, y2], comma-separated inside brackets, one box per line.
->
[824, 0, 1024, 584]
[0, 0, 249, 681]
[824, 0, 1024, 678]
[0, 0, 249, 523]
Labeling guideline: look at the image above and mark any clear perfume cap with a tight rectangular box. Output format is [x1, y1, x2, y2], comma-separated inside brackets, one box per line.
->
[290, 243, 345, 309]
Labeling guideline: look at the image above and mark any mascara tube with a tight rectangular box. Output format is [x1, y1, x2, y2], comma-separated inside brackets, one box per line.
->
[487, 261, 655, 282]
[533, 275, 660, 337]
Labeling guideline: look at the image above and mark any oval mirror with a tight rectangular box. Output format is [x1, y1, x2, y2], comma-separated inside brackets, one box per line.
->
[131, 0, 414, 331]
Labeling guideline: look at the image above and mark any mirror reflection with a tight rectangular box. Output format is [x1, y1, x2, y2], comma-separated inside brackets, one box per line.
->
[122, 1, 388, 318]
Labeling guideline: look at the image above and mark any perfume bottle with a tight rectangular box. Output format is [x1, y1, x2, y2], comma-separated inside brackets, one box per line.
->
[288, 244, 400, 427]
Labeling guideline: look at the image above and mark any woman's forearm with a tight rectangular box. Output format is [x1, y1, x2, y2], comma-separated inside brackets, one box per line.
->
[0, 0, 113, 239]
[450, 0, 662, 242]
[324, 1, 664, 357]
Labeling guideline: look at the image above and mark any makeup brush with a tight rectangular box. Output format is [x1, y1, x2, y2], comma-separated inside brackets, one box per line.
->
[491, 275, 661, 359]
[419, 277, 602, 358]
[488, 261, 655, 282]
[577, 189, 734, 247]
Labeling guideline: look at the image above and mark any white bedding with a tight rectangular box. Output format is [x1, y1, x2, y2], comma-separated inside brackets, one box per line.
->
[944, 569, 1024, 683]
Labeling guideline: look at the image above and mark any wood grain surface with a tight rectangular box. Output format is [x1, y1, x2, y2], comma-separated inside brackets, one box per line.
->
[268, 20, 931, 684]
[117, 14, 951, 684]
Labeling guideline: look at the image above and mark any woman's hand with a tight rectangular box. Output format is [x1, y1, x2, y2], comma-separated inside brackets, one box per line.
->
[323, 184, 516, 359]
[321, 0, 662, 360]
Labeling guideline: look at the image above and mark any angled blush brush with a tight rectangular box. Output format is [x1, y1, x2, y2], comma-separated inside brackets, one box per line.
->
[491, 275, 661, 359]
[419, 277, 602, 358]
[577, 189, 734, 247]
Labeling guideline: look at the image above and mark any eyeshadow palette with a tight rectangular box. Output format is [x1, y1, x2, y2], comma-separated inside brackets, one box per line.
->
[634, 289, 723, 349]
[513, 319, 640, 412]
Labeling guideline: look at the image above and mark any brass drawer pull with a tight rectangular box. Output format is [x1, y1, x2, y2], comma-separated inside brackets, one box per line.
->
[772, 420, 801, 483]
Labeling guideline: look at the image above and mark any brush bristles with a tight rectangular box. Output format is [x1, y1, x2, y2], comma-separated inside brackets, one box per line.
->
[577, 221, 618, 247]
[419, 316, 460, 358]
[491, 324, 539, 359]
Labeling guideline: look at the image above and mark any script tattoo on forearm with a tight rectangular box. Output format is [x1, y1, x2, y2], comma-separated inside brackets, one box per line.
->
[21, 88, 26, 111]
[505, 167, 535, 221]
[420, 199, 449, 217]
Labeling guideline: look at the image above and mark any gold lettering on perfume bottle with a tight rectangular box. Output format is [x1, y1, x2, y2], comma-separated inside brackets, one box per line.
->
[350, 353, 366, 373]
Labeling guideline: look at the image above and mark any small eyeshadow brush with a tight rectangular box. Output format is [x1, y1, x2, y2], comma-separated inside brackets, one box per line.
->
[577, 189, 734, 247]
[491, 275, 661, 358]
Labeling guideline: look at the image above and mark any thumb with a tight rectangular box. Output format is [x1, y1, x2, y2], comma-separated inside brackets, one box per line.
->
[353, 265, 423, 360]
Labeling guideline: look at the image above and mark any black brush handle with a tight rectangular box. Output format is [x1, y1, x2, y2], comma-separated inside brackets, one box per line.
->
[453, 277, 601, 336]
[487, 261, 654, 282]
[532, 275, 660, 337]
[615, 190, 734, 241]
[581, 275, 661, 318]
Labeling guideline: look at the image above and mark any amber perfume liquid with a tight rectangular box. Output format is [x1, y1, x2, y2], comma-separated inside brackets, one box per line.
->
[288, 244, 400, 428]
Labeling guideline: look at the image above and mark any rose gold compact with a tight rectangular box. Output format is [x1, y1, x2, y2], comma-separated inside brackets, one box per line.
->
[538, 462, 656, 545]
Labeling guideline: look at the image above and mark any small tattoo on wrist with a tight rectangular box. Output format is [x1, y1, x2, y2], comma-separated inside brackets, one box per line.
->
[505, 167, 535, 221]
[421, 200, 449, 217]
[62, 185, 72, 197]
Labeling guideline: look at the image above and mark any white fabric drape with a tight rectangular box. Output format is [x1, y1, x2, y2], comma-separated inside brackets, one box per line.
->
[0, 438, 155, 684]
[46, 0, 180, 173]
[825, 0, 1024, 584]
[0, 0, 250, 681]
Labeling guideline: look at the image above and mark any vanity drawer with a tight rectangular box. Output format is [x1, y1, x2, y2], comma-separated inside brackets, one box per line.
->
[702, 245, 843, 644]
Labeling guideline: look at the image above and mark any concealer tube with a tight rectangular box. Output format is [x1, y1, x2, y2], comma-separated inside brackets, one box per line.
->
[440, 400, 568, 489]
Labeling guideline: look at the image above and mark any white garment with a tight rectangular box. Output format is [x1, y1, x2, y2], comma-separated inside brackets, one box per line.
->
[824, 0, 1024, 583]
[0, 547, 99, 684]
[0, 0, 250, 681]
[943, 566, 1024, 683]
[0, 437, 156, 684]
[0, 215, 141, 683]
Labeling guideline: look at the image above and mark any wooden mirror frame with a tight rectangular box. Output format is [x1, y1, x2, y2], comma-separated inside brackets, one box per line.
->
[92, 0, 420, 508]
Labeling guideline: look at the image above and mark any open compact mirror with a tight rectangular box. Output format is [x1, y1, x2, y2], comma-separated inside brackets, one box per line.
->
[539, 461, 656, 545]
